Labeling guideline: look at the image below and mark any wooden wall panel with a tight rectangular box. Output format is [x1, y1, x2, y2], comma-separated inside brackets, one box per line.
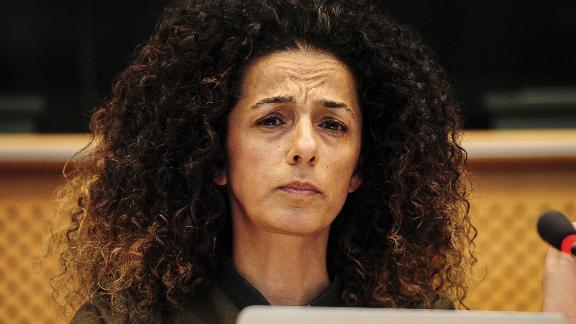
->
[464, 163, 576, 311]
[0, 170, 68, 323]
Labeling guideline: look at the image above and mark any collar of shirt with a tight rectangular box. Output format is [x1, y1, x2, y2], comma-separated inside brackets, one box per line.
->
[216, 259, 343, 310]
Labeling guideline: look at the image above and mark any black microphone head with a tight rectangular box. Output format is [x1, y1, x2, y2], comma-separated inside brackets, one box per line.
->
[537, 210, 576, 250]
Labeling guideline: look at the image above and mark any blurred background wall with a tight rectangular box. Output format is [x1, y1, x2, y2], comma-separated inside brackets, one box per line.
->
[1, 0, 576, 132]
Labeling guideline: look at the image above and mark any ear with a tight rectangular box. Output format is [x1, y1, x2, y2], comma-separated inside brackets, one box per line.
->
[348, 174, 362, 193]
[213, 169, 228, 186]
[348, 154, 363, 193]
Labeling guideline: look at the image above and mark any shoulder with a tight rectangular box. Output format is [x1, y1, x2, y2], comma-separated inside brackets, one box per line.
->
[413, 291, 455, 310]
[70, 285, 237, 324]
[69, 295, 126, 324]
[431, 296, 455, 310]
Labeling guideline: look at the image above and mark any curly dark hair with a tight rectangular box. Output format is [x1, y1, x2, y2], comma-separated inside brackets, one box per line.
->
[53, 0, 475, 320]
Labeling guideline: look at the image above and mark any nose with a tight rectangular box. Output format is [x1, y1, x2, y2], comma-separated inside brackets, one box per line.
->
[287, 118, 318, 166]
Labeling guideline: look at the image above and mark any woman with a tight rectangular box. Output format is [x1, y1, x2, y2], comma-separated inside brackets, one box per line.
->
[54, 0, 574, 323]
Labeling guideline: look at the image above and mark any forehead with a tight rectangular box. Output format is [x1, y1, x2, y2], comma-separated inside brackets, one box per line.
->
[240, 50, 359, 109]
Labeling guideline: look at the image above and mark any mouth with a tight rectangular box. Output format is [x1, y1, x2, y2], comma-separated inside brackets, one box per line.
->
[278, 181, 321, 198]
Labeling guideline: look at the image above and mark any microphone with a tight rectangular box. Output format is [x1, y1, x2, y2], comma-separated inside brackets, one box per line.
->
[537, 210, 576, 256]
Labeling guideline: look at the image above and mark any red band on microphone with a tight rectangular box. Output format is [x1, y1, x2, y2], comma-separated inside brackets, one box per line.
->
[561, 234, 576, 255]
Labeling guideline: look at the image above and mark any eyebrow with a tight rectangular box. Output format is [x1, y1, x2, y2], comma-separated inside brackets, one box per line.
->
[251, 96, 296, 108]
[251, 95, 355, 118]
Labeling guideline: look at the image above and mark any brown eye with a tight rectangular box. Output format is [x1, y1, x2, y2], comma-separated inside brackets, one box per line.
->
[321, 119, 348, 132]
[257, 116, 284, 127]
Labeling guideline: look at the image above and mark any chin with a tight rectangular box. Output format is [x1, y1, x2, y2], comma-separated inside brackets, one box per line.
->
[261, 210, 333, 237]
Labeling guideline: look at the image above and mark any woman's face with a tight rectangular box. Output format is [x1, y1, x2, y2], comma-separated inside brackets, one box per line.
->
[215, 50, 362, 236]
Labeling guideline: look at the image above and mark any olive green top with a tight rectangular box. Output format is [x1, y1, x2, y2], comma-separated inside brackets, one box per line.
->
[70, 261, 454, 324]
[70, 282, 238, 324]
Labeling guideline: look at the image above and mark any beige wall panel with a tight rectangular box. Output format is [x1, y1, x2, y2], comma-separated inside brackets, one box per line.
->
[465, 163, 576, 311]
[0, 170, 68, 324]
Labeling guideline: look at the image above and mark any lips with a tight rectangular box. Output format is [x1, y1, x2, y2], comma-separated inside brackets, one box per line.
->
[278, 181, 321, 197]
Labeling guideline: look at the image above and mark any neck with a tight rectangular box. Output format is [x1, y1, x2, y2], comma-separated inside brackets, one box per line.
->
[232, 219, 330, 306]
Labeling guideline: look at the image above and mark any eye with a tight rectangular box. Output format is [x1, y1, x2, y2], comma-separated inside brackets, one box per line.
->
[320, 119, 348, 133]
[257, 116, 285, 127]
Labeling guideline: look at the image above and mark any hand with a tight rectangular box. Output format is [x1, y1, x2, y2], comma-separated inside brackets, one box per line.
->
[542, 222, 576, 324]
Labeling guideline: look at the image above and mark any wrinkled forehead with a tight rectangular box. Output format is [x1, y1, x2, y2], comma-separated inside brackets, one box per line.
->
[239, 50, 360, 112]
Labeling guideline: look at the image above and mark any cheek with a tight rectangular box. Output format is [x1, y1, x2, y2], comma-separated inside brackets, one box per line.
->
[227, 136, 281, 191]
[327, 149, 360, 195]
